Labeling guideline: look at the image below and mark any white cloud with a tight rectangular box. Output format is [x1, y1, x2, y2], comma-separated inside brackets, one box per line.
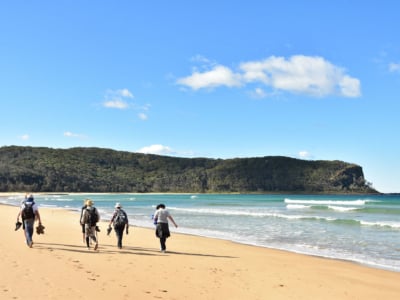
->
[389, 62, 400, 72]
[138, 113, 148, 120]
[177, 55, 361, 98]
[118, 88, 133, 98]
[176, 65, 242, 90]
[103, 99, 129, 109]
[103, 88, 134, 109]
[250, 87, 267, 98]
[298, 150, 312, 159]
[190, 54, 214, 65]
[137, 144, 175, 155]
[19, 134, 29, 140]
[64, 131, 86, 139]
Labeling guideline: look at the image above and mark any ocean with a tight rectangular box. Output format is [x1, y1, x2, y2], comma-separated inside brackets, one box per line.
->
[3, 193, 400, 272]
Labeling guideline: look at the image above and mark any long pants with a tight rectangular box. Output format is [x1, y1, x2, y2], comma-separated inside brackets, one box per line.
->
[114, 225, 125, 248]
[160, 237, 167, 251]
[23, 218, 35, 246]
[85, 225, 97, 248]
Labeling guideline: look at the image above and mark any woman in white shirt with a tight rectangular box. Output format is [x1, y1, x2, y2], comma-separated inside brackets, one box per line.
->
[153, 203, 178, 253]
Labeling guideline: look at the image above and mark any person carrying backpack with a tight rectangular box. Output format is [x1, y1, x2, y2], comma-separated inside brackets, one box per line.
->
[80, 199, 100, 251]
[108, 203, 129, 249]
[79, 199, 88, 244]
[16, 193, 42, 248]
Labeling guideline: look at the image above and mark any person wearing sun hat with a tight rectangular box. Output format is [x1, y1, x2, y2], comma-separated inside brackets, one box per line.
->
[79, 199, 89, 244]
[80, 199, 100, 251]
[108, 202, 129, 249]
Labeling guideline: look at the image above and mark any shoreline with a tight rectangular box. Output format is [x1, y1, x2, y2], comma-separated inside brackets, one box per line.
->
[2, 204, 400, 299]
[2, 192, 399, 274]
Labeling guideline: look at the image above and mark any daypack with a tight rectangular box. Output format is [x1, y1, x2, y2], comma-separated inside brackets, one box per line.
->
[113, 209, 127, 227]
[86, 207, 99, 226]
[21, 202, 35, 219]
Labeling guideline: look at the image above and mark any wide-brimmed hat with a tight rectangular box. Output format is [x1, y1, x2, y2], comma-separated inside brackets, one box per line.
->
[115, 202, 122, 208]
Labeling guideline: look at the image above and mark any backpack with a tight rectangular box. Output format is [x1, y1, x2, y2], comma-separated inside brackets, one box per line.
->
[86, 207, 99, 226]
[21, 201, 35, 220]
[113, 209, 127, 227]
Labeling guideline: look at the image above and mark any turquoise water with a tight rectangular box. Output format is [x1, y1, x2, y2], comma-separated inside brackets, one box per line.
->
[3, 193, 400, 272]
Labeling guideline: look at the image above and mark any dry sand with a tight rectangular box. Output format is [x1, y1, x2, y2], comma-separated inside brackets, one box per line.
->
[1, 203, 400, 300]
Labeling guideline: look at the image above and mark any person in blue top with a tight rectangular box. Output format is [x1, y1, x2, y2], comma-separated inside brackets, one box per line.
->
[153, 203, 178, 253]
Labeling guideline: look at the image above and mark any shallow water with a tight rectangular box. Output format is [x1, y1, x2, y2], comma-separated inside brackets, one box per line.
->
[3, 193, 400, 272]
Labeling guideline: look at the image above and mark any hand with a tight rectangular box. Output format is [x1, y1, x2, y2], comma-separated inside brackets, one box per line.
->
[126, 227, 129, 234]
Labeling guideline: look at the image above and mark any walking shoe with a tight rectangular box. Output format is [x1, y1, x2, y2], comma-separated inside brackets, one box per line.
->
[94, 243, 98, 251]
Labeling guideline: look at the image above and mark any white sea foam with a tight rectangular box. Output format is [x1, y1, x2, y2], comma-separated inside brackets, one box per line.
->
[328, 205, 358, 212]
[286, 204, 311, 209]
[360, 220, 400, 229]
[284, 198, 366, 206]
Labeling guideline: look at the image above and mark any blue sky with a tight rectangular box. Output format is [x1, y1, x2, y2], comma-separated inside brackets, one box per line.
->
[1, 1, 399, 193]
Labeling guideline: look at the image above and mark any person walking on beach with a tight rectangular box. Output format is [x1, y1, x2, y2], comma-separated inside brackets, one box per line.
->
[79, 199, 88, 244]
[16, 194, 42, 248]
[80, 199, 100, 251]
[153, 203, 178, 253]
[108, 203, 129, 249]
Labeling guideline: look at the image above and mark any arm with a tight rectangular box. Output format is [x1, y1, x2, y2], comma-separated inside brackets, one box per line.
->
[168, 215, 178, 228]
[35, 210, 42, 224]
[125, 212, 129, 227]
[109, 211, 116, 227]
[16, 209, 21, 222]
[80, 210, 87, 225]
[125, 212, 129, 232]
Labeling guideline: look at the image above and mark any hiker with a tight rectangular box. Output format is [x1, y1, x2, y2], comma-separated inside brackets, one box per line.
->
[16, 193, 42, 248]
[108, 203, 129, 249]
[80, 199, 100, 251]
[79, 199, 88, 243]
[153, 203, 178, 253]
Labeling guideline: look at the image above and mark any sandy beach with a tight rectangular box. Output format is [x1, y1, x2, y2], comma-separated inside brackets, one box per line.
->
[1, 203, 400, 300]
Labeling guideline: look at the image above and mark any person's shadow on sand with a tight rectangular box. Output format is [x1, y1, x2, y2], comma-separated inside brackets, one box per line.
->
[34, 242, 237, 258]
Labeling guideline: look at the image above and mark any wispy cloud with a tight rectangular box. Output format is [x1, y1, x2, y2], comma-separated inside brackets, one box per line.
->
[19, 134, 29, 141]
[389, 62, 400, 72]
[138, 113, 148, 120]
[249, 87, 267, 99]
[64, 131, 87, 139]
[177, 55, 361, 98]
[103, 88, 134, 109]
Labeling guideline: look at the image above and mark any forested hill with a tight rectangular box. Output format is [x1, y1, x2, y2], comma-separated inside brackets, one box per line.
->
[0, 146, 378, 194]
